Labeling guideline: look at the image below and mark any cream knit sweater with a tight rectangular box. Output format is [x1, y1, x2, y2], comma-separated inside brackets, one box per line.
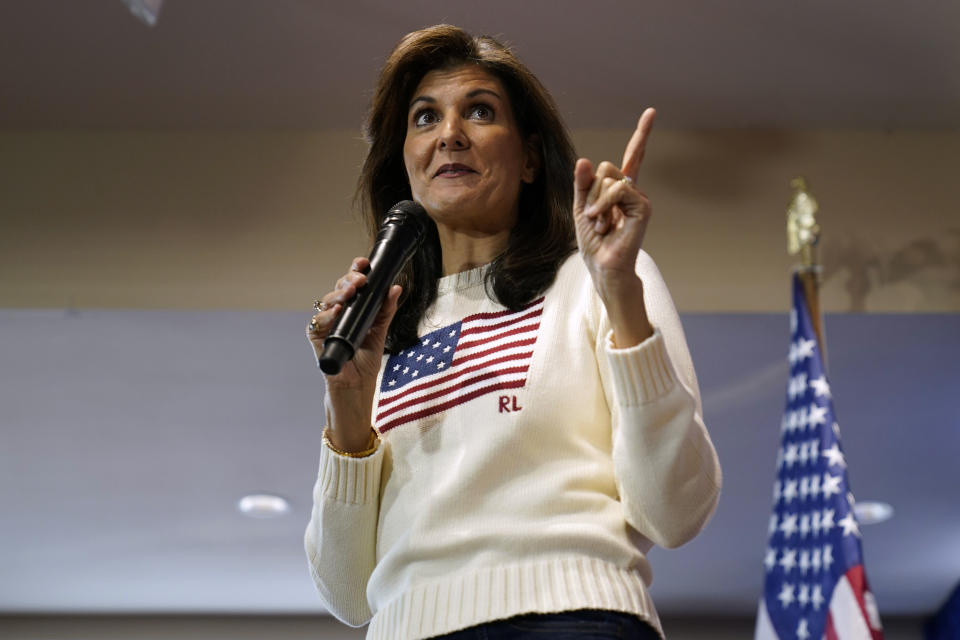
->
[305, 251, 722, 640]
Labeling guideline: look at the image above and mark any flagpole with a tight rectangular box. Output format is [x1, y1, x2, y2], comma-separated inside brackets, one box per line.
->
[786, 177, 826, 361]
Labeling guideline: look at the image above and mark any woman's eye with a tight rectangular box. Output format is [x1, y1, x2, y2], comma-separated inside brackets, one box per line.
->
[468, 104, 494, 120]
[413, 110, 438, 127]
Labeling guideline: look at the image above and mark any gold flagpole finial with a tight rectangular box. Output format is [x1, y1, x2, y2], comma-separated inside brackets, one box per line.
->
[787, 177, 820, 270]
[787, 177, 826, 359]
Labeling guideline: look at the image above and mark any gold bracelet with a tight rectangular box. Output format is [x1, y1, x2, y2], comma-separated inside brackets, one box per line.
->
[322, 427, 379, 458]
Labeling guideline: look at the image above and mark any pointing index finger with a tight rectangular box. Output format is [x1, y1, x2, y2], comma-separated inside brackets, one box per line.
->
[620, 107, 656, 182]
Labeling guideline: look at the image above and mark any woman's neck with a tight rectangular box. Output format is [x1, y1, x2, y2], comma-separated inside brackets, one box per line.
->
[436, 225, 511, 275]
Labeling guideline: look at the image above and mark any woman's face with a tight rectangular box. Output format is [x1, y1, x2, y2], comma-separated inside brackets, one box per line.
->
[402, 65, 537, 236]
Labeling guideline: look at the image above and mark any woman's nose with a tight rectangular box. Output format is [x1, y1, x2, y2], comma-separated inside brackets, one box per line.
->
[438, 117, 468, 150]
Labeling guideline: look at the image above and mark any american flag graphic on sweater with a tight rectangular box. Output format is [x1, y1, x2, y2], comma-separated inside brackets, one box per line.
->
[755, 274, 883, 640]
[375, 297, 544, 433]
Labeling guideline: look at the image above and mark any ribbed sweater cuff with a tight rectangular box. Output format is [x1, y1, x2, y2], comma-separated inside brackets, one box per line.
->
[316, 438, 383, 505]
[604, 328, 677, 406]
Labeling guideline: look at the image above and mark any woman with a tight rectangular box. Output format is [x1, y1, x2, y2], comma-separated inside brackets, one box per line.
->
[305, 24, 721, 640]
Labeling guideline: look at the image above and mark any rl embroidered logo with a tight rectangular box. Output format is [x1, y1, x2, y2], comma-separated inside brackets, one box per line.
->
[498, 395, 523, 413]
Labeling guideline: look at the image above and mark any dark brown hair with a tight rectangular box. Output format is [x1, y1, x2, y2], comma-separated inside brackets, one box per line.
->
[357, 24, 576, 352]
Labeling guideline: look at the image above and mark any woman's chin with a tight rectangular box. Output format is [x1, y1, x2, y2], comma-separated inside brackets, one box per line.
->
[420, 193, 482, 219]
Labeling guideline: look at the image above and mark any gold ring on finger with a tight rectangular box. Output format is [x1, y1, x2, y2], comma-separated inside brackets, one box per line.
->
[308, 320, 319, 332]
[313, 299, 330, 312]
[620, 176, 635, 188]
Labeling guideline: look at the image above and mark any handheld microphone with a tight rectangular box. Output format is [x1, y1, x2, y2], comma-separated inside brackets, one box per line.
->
[319, 200, 429, 375]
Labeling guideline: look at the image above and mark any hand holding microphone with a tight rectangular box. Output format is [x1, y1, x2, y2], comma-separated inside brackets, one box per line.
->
[305, 200, 428, 453]
[306, 200, 429, 379]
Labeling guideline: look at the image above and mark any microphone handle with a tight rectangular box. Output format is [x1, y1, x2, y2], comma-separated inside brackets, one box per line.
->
[318, 223, 420, 375]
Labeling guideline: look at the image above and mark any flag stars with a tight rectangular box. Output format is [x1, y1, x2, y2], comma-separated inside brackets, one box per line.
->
[783, 480, 799, 504]
[779, 548, 798, 572]
[426, 356, 434, 363]
[797, 617, 811, 640]
[403, 366, 410, 375]
[423, 338, 430, 346]
[769, 514, 779, 535]
[811, 585, 825, 610]
[388, 379, 396, 387]
[764, 547, 777, 571]
[839, 513, 861, 538]
[796, 337, 816, 361]
[821, 473, 842, 499]
[784, 444, 800, 467]
[393, 364, 401, 372]
[416, 354, 424, 361]
[436, 362, 446, 369]
[443, 346, 452, 353]
[822, 544, 835, 571]
[411, 370, 419, 378]
[448, 330, 456, 337]
[810, 375, 831, 398]
[787, 412, 800, 433]
[432, 341, 441, 348]
[800, 513, 810, 538]
[808, 404, 828, 427]
[820, 509, 835, 535]
[822, 443, 846, 468]
[799, 550, 811, 575]
[778, 583, 795, 608]
[789, 373, 808, 400]
[780, 513, 799, 538]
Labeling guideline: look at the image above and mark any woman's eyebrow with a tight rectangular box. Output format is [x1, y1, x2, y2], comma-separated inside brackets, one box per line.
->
[409, 88, 502, 110]
[465, 88, 501, 100]
[409, 95, 436, 109]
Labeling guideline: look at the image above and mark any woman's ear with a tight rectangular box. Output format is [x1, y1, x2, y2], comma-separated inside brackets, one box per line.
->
[521, 134, 541, 184]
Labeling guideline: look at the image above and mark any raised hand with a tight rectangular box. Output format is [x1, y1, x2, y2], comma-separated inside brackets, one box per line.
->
[572, 108, 656, 346]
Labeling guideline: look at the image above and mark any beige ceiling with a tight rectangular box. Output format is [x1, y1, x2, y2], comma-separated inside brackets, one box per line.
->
[1, 0, 958, 130]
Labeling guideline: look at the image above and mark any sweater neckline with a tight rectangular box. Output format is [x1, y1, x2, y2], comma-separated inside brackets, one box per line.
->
[437, 263, 490, 294]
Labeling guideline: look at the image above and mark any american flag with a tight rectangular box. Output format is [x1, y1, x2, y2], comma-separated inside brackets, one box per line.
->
[374, 297, 543, 433]
[755, 275, 884, 640]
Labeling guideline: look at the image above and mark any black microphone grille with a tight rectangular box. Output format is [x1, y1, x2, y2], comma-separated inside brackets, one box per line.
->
[383, 200, 429, 234]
